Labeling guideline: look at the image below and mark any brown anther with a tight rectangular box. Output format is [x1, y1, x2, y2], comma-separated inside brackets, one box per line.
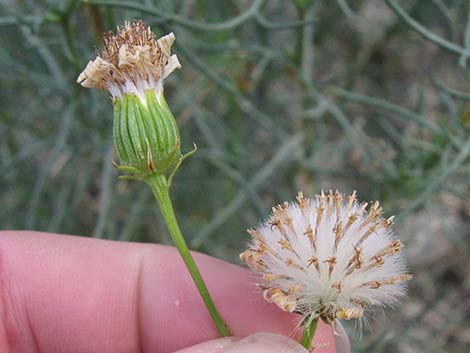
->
[333, 221, 343, 251]
[263, 273, 290, 282]
[345, 191, 357, 214]
[296, 191, 310, 217]
[372, 202, 383, 214]
[358, 202, 382, 231]
[283, 215, 297, 239]
[391, 239, 402, 250]
[263, 288, 297, 312]
[336, 303, 364, 319]
[327, 190, 335, 217]
[384, 216, 395, 228]
[278, 239, 293, 252]
[315, 193, 326, 239]
[255, 259, 266, 271]
[374, 255, 384, 266]
[240, 249, 266, 271]
[303, 224, 315, 250]
[356, 223, 378, 246]
[353, 246, 363, 267]
[269, 216, 287, 239]
[269, 217, 281, 230]
[335, 191, 343, 221]
[332, 281, 342, 293]
[257, 243, 267, 253]
[247, 228, 264, 244]
[272, 202, 288, 217]
[376, 240, 402, 258]
[246, 229, 282, 260]
[358, 202, 369, 214]
[343, 213, 358, 235]
[263, 287, 281, 301]
[402, 274, 413, 281]
[280, 300, 296, 312]
[307, 256, 320, 271]
[345, 246, 362, 275]
[239, 249, 254, 262]
[324, 256, 337, 265]
[285, 258, 303, 270]
[364, 281, 381, 289]
[381, 274, 413, 285]
[324, 256, 337, 277]
[363, 274, 412, 289]
[362, 255, 385, 271]
[288, 285, 304, 294]
[272, 202, 296, 237]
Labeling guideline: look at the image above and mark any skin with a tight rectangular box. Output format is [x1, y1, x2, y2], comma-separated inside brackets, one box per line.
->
[0, 231, 335, 353]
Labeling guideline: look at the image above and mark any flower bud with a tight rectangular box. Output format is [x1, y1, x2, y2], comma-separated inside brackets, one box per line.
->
[77, 21, 182, 177]
[113, 90, 180, 176]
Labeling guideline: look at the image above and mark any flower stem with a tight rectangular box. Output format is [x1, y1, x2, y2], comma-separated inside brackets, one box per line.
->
[146, 173, 230, 337]
[299, 316, 318, 350]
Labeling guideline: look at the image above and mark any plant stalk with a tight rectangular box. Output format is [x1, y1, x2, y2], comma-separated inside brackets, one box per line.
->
[146, 173, 230, 337]
[299, 316, 318, 350]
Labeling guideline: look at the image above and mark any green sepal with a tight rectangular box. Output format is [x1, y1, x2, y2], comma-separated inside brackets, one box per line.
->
[167, 143, 198, 188]
[113, 89, 182, 179]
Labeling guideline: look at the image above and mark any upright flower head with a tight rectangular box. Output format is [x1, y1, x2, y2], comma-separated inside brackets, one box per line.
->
[77, 21, 184, 178]
[77, 22, 229, 338]
[240, 191, 412, 323]
[77, 20, 180, 103]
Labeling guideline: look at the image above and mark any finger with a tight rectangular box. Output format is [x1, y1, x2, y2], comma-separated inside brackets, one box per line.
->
[0, 231, 335, 353]
[177, 331, 351, 353]
[174, 337, 237, 353]
[175, 333, 309, 353]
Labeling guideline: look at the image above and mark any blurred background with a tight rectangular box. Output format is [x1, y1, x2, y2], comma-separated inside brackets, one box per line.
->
[1, 0, 469, 352]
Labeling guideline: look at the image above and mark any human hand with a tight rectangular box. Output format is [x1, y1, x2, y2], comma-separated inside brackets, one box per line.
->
[0, 231, 348, 352]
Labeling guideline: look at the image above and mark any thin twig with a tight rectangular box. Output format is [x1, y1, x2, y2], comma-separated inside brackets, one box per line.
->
[191, 134, 303, 249]
[86, 0, 265, 31]
[92, 144, 115, 238]
[398, 140, 470, 217]
[384, 0, 470, 58]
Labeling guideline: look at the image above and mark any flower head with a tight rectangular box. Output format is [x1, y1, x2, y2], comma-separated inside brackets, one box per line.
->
[77, 20, 180, 103]
[240, 191, 412, 323]
[77, 21, 184, 178]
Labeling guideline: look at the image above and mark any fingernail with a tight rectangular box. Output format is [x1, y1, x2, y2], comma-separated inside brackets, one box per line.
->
[174, 337, 238, 353]
[220, 333, 308, 353]
[334, 322, 351, 353]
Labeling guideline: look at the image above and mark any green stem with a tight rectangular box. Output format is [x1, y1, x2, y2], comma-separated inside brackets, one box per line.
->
[146, 173, 230, 337]
[299, 316, 318, 350]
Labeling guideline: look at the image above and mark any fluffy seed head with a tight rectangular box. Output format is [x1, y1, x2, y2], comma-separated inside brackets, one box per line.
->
[240, 191, 412, 323]
[77, 21, 181, 102]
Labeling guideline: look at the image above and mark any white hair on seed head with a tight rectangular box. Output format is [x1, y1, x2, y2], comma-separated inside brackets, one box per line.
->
[240, 190, 412, 323]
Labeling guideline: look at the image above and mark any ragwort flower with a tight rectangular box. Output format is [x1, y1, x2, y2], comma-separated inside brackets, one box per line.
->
[240, 191, 412, 324]
[77, 21, 183, 178]
[76, 21, 229, 336]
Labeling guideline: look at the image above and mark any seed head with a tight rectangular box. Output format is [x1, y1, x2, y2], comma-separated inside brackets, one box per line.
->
[240, 191, 412, 323]
[77, 20, 180, 103]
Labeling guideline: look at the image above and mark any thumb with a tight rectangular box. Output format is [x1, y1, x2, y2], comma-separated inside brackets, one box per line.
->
[174, 333, 310, 353]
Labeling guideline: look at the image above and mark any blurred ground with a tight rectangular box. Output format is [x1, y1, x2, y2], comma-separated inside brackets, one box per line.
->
[1, 1, 469, 352]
